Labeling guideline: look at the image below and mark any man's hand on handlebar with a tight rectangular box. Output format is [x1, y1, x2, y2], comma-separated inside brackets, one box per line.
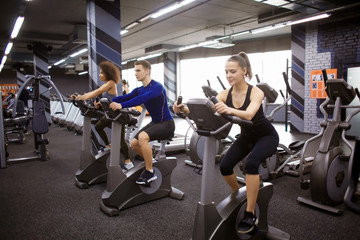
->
[172, 100, 184, 114]
[109, 102, 122, 111]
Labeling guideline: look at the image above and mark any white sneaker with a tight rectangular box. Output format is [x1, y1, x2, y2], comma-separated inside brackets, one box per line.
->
[124, 161, 134, 170]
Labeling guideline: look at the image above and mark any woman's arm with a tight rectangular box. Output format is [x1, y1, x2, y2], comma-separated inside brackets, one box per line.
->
[214, 87, 263, 121]
[77, 81, 115, 100]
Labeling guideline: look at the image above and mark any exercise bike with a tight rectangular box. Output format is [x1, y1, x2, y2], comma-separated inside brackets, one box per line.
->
[73, 98, 111, 189]
[297, 70, 360, 215]
[99, 99, 184, 216]
[183, 77, 233, 171]
[182, 96, 290, 240]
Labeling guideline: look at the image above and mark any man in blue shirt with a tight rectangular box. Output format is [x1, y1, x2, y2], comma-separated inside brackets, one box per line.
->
[110, 60, 175, 185]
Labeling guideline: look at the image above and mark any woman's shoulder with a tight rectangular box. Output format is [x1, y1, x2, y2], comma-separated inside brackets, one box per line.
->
[250, 85, 264, 98]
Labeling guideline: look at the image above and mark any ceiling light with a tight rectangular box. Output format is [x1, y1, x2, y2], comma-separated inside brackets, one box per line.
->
[178, 44, 198, 51]
[1, 56, 7, 65]
[120, 29, 128, 35]
[231, 31, 250, 38]
[139, 15, 151, 22]
[125, 22, 139, 30]
[151, 0, 196, 19]
[251, 23, 286, 34]
[70, 48, 88, 58]
[10, 16, 25, 39]
[202, 39, 235, 49]
[54, 58, 66, 66]
[4, 42, 13, 55]
[288, 13, 330, 25]
[78, 71, 88, 75]
[137, 53, 162, 60]
[197, 40, 219, 47]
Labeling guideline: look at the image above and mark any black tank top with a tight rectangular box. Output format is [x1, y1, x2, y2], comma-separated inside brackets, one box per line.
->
[225, 85, 276, 139]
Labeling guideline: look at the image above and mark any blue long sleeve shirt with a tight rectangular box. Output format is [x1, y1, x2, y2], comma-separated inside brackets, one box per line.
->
[112, 80, 173, 123]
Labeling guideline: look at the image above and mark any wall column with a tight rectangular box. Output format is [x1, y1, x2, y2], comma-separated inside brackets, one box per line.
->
[163, 52, 177, 106]
[86, 0, 122, 94]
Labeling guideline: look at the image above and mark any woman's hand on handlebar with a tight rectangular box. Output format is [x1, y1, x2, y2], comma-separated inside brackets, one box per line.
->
[109, 102, 122, 111]
[71, 94, 85, 101]
[94, 101, 102, 109]
[70, 94, 77, 100]
[214, 101, 232, 115]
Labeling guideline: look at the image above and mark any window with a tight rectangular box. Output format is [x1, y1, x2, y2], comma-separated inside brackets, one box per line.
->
[179, 50, 291, 103]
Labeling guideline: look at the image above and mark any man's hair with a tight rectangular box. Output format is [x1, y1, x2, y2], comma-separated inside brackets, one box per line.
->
[134, 60, 151, 71]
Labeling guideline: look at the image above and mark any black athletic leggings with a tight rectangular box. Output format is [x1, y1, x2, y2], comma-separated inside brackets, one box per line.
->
[95, 115, 130, 159]
[219, 131, 279, 175]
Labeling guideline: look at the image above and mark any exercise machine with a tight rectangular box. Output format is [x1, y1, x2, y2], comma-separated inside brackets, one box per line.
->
[1, 75, 65, 166]
[344, 137, 360, 214]
[73, 98, 111, 189]
[297, 70, 360, 215]
[183, 97, 290, 240]
[99, 99, 184, 216]
[183, 77, 234, 171]
[255, 73, 306, 179]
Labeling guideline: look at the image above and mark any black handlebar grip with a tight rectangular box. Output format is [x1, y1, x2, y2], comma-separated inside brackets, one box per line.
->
[355, 88, 360, 99]
[282, 72, 292, 95]
[322, 69, 328, 86]
[255, 74, 260, 83]
[217, 76, 226, 90]
[177, 96, 183, 105]
[279, 90, 285, 99]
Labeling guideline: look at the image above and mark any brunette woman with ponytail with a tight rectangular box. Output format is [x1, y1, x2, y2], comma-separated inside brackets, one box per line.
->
[173, 52, 279, 234]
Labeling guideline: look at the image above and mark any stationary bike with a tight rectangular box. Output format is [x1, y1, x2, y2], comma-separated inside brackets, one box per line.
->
[183, 77, 232, 170]
[73, 98, 111, 189]
[297, 70, 360, 215]
[99, 99, 184, 216]
[182, 96, 290, 240]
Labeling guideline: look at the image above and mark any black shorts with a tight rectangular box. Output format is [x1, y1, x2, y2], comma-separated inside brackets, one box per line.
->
[133, 119, 175, 141]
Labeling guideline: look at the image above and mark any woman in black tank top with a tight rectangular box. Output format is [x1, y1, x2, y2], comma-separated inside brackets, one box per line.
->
[174, 52, 279, 234]
[214, 52, 279, 234]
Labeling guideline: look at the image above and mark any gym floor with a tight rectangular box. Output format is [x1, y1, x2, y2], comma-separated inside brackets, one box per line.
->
[1, 119, 359, 240]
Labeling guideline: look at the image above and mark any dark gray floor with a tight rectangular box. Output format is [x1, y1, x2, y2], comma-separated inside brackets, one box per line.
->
[1, 123, 360, 240]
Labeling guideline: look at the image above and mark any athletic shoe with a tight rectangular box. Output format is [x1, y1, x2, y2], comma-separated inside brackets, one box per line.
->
[237, 211, 258, 234]
[136, 170, 157, 185]
[124, 161, 134, 170]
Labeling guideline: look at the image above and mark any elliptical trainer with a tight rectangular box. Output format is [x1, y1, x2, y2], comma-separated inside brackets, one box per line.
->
[344, 136, 360, 214]
[182, 96, 290, 240]
[297, 70, 360, 215]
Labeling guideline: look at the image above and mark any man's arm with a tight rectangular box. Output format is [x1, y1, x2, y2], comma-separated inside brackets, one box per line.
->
[120, 83, 163, 108]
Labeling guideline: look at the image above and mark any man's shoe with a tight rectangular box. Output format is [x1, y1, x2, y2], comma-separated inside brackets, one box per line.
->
[136, 170, 157, 185]
[237, 211, 258, 234]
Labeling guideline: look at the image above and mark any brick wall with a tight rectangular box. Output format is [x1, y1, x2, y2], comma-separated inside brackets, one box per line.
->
[297, 17, 360, 134]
